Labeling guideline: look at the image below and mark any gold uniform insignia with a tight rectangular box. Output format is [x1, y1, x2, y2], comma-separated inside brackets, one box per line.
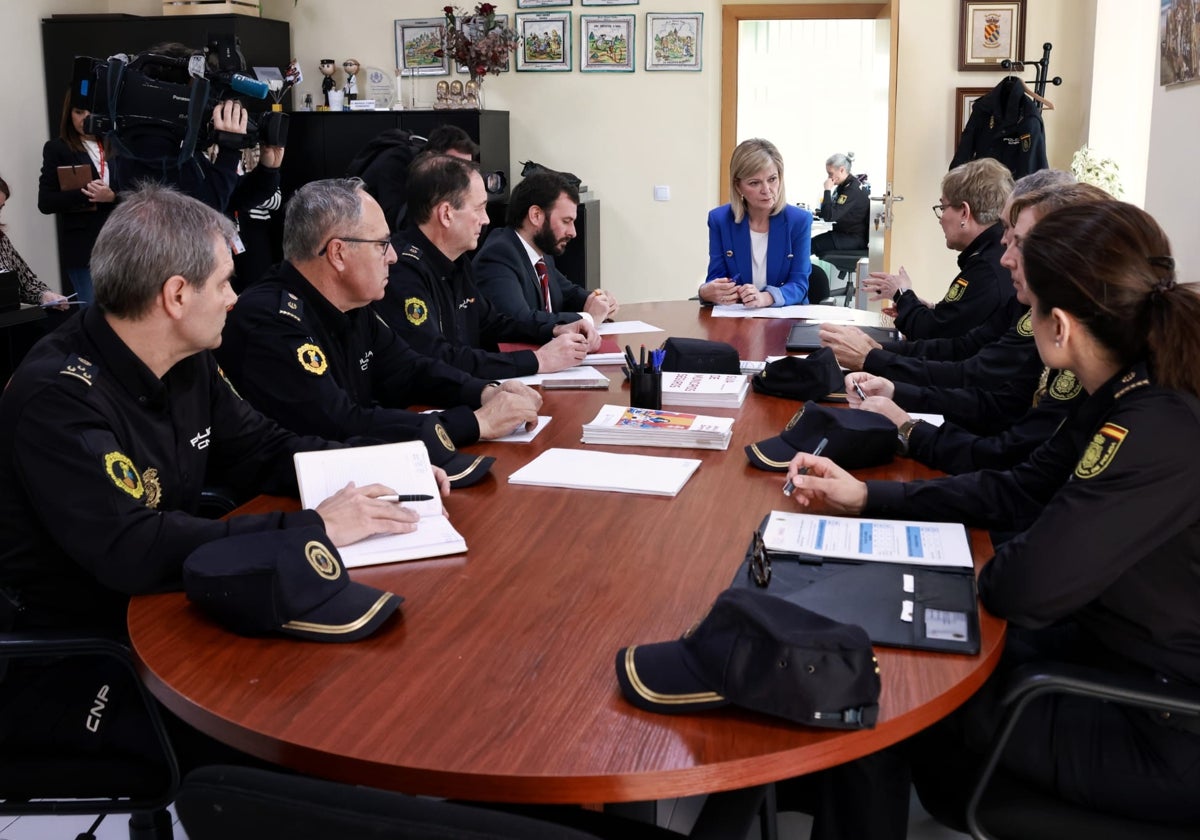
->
[1075, 423, 1128, 479]
[104, 451, 144, 500]
[305, 540, 341, 580]
[784, 404, 806, 431]
[1049, 370, 1082, 401]
[1017, 311, 1034, 337]
[216, 365, 243, 399]
[405, 297, 429, 326]
[60, 355, 95, 387]
[142, 468, 162, 509]
[297, 343, 328, 375]
[836, 194, 847, 205]
[943, 277, 968, 303]
[435, 423, 455, 452]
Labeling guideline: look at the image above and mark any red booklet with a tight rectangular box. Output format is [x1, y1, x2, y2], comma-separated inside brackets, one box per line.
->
[498, 336, 621, 354]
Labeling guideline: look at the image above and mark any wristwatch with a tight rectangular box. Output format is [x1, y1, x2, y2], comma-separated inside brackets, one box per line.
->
[896, 418, 925, 456]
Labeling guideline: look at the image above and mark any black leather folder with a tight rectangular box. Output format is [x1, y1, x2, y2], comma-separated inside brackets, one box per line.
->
[786, 323, 899, 352]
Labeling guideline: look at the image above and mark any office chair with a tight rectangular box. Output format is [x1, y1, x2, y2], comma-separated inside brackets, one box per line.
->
[821, 252, 868, 307]
[807, 264, 831, 305]
[964, 663, 1200, 840]
[0, 632, 180, 840]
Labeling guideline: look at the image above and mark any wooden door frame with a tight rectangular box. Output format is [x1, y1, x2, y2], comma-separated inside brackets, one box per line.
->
[719, 3, 888, 204]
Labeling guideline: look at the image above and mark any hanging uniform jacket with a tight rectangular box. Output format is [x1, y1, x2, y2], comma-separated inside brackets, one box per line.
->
[950, 76, 1048, 179]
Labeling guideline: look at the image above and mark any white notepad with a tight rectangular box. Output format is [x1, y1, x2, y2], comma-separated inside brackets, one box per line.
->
[508, 448, 701, 496]
[293, 441, 466, 568]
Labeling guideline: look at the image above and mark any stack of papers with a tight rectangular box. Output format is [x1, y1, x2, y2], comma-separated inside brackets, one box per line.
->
[508, 448, 701, 496]
[294, 441, 466, 568]
[761, 510, 972, 570]
[582, 405, 734, 450]
[661, 371, 750, 408]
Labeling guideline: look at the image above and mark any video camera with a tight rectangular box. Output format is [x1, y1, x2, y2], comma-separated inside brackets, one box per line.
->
[71, 33, 288, 168]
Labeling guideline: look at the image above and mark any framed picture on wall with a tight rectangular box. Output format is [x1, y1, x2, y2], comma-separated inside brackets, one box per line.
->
[455, 14, 512, 74]
[395, 18, 449, 76]
[581, 15, 634, 72]
[516, 12, 572, 71]
[517, 0, 571, 7]
[954, 87, 990, 146]
[581, 0, 638, 5]
[646, 12, 702, 71]
[957, 0, 1025, 71]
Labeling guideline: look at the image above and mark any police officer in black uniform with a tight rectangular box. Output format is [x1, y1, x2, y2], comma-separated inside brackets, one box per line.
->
[811, 152, 869, 258]
[0, 184, 430, 778]
[217, 178, 541, 454]
[376, 154, 598, 381]
[786, 201, 1200, 836]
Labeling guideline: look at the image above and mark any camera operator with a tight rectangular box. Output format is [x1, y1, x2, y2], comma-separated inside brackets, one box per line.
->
[106, 42, 285, 213]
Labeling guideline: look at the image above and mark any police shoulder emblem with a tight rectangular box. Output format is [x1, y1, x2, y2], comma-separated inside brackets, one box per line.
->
[59, 354, 95, 387]
[278, 291, 303, 323]
[405, 297, 429, 326]
[1075, 423, 1128, 479]
[305, 540, 341, 581]
[142, 468, 162, 509]
[836, 194, 847, 205]
[104, 451, 144, 500]
[1017, 311, 1034, 337]
[296, 343, 328, 376]
[943, 277, 968, 303]
[1049, 370, 1082, 401]
[400, 244, 422, 261]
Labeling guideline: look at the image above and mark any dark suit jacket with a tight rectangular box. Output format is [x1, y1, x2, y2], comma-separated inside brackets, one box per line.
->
[473, 227, 585, 331]
[37, 138, 114, 270]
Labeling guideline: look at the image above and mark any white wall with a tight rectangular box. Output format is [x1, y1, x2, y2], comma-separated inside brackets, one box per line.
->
[5, 0, 1183, 305]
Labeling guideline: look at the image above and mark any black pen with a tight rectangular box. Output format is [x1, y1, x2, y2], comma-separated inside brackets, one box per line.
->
[376, 494, 434, 503]
[783, 436, 829, 496]
[852, 380, 867, 401]
[624, 344, 638, 372]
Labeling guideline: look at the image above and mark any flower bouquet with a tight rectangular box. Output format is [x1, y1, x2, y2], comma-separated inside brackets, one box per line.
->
[438, 3, 520, 83]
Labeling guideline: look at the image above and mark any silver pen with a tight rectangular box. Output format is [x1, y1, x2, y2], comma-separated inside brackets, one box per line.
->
[783, 437, 829, 496]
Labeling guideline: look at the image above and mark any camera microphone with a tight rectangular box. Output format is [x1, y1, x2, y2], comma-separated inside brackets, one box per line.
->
[228, 73, 269, 99]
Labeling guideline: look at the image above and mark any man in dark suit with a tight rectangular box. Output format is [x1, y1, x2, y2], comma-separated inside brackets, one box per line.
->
[473, 172, 618, 331]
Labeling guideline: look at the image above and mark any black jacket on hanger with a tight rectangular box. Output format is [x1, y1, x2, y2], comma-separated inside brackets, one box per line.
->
[950, 76, 1048, 179]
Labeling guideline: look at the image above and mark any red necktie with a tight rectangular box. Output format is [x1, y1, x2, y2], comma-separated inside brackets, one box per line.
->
[535, 258, 553, 313]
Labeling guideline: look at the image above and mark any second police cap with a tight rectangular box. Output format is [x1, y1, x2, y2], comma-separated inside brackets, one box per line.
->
[750, 348, 845, 401]
[616, 588, 880, 729]
[745, 401, 897, 472]
[183, 526, 402, 643]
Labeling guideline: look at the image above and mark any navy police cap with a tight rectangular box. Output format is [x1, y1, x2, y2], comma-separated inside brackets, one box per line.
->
[746, 401, 896, 472]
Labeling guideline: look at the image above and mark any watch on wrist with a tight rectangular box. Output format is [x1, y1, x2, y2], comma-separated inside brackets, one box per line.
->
[896, 418, 924, 456]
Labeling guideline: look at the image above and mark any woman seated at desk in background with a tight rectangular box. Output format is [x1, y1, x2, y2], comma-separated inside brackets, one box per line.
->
[862, 157, 1014, 341]
[812, 151, 869, 258]
[700, 138, 812, 307]
[785, 200, 1200, 834]
[37, 93, 116, 304]
[0, 175, 69, 308]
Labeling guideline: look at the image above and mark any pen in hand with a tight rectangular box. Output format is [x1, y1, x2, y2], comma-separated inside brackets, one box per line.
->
[376, 494, 434, 503]
[783, 436, 829, 496]
[852, 380, 867, 402]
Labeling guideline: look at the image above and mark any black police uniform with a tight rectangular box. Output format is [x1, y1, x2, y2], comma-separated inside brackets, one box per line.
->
[866, 309, 1043, 435]
[812, 175, 869, 257]
[891, 224, 1013, 340]
[905, 367, 1085, 475]
[217, 261, 489, 449]
[377, 227, 557, 380]
[0, 305, 334, 776]
[883, 294, 1024, 362]
[861, 362, 1200, 828]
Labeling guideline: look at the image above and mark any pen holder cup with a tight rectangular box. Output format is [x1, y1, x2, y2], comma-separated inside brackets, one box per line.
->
[629, 372, 662, 410]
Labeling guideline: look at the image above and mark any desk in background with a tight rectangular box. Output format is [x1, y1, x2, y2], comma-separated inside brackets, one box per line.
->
[129, 301, 1003, 805]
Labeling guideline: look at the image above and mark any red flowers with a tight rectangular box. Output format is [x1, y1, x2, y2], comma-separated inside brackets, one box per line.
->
[441, 3, 519, 81]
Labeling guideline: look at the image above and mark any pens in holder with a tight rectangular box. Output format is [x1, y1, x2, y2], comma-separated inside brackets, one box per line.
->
[376, 494, 435, 503]
[783, 436, 829, 496]
[852, 380, 867, 401]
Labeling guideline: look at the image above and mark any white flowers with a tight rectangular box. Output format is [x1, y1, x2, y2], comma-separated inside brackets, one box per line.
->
[1070, 146, 1124, 199]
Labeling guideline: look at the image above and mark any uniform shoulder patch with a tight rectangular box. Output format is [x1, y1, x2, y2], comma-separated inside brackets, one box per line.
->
[836, 194, 847, 205]
[943, 277, 969, 303]
[278, 291, 304, 323]
[400, 243, 422, 261]
[104, 451, 144, 500]
[405, 297, 429, 326]
[1075, 423, 1128, 479]
[296, 343, 328, 376]
[1017, 311, 1034, 337]
[59, 354, 96, 387]
[1049, 369, 1082, 401]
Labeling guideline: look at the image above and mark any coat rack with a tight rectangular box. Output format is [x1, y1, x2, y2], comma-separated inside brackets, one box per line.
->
[1001, 42, 1063, 110]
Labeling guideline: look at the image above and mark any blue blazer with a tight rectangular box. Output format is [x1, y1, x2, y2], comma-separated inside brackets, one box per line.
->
[706, 203, 812, 305]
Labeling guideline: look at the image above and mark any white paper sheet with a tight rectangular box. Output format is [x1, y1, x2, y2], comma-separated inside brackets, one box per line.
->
[508, 448, 701, 496]
[761, 510, 972, 569]
[596, 320, 663, 335]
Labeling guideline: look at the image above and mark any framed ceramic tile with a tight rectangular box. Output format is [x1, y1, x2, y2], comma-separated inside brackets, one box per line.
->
[581, 0, 637, 4]
[646, 13, 702, 71]
[517, 0, 571, 7]
[581, 14, 634, 72]
[958, 0, 1025, 70]
[953, 87, 990, 145]
[516, 12, 572, 72]
[395, 18, 448, 76]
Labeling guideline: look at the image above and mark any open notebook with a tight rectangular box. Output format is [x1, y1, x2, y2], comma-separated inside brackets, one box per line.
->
[294, 441, 466, 568]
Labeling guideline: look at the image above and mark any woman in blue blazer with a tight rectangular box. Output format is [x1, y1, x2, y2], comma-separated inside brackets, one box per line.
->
[701, 138, 812, 307]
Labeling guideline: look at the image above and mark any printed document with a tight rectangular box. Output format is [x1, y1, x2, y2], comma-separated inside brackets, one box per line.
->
[762, 510, 971, 570]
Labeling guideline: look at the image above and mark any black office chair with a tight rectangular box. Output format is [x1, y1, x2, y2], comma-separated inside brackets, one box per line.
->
[822, 251, 868, 307]
[964, 663, 1200, 840]
[0, 632, 180, 840]
[807, 264, 831, 305]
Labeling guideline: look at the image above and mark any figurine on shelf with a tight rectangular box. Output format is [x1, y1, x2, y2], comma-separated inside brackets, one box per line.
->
[464, 79, 480, 110]
[318, 59, 337, 108]
[449, 79, 465, 108]
[342, 58, 360, 101]
[434, 80, 451, 109]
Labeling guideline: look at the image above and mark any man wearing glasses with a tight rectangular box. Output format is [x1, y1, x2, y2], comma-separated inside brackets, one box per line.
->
[217, 178, 541, 466]
[376, 153, 600, 380]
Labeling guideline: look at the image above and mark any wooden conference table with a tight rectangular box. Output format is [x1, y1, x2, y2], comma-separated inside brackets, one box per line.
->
[128, 301, 1004, 805]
